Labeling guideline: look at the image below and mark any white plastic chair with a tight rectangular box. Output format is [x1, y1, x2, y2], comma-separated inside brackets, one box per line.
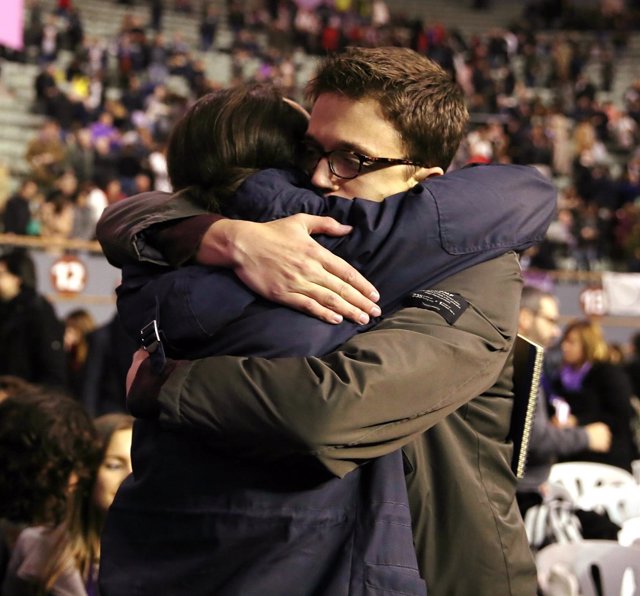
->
[619, 517, 640, 547]
[537, 540, 640, 596]
[577, 485, 640, 526]
[548, 462, 636, 502]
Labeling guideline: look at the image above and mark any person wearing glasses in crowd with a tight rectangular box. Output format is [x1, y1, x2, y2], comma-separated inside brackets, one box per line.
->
[98, 48, 556, 596]
[515, 286, 612, 518]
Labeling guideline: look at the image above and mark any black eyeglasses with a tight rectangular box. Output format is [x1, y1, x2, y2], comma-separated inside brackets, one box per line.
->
[300, 143, 425, 180]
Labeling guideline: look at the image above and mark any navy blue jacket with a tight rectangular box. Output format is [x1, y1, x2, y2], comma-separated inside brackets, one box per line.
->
[117, 165, 554, 358]
[101, 164, 555, 596]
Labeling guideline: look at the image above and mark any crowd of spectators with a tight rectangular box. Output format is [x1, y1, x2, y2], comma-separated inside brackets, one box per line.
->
[0, 3, 639, 590]
[0, 0, 639, 274]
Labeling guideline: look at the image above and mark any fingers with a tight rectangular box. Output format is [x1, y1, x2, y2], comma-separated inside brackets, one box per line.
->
[294, 215, 381, 309]
[307, 272, 381, 323]
[282, 294, 347, 325]
[282, 290, 378, 326]
[231, 214, 382, 325]
[297, 213, 354, 237]
[319, 252, 381, 308]
[281, 249, 381, 324]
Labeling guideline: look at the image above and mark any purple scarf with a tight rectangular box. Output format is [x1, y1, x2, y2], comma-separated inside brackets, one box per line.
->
[560, 362, 592, 392]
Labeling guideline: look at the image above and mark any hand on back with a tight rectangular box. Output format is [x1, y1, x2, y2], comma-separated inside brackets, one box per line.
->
[198, 214, 381, 325]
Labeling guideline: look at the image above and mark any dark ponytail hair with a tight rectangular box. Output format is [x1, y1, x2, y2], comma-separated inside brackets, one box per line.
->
[166, 83, 309, 212]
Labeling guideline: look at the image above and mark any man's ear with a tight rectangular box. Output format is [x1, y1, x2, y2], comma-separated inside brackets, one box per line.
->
[410, 166, 444, 186]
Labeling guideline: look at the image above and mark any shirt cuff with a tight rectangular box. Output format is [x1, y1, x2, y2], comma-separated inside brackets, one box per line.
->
[152, 214, 223, 266]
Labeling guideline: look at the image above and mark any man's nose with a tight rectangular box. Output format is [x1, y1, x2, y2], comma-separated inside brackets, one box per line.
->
[310, 157, 337, 193]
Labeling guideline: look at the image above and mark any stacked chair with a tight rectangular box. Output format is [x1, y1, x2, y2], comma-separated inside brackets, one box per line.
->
[535, 462, 640, 595]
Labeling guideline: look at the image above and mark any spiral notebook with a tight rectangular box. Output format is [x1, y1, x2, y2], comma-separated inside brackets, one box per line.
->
[510, 334, 544, 479]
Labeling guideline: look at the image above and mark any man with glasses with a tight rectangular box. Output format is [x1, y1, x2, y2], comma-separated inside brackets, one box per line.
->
[98, 48, 554, 595]
[516, 286, 611, 516]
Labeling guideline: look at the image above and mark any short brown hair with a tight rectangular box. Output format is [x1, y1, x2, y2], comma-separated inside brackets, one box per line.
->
[306, 47, 468, 170]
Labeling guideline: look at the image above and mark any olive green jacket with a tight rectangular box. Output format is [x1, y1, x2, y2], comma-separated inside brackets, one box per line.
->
[149, 253, 536, 596]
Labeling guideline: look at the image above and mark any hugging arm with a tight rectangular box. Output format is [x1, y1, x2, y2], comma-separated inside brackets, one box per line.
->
[97, 191, 380, 325]
[129, 252, 522, 477]
[100, 164, 555, 330]
[96, 190, 212, 268]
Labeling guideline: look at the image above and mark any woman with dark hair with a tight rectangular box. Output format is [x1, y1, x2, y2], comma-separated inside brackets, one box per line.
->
[0, 390, 98, 528]
[2, 413, 133, 596]
[0, 376, 38, 403]
[63, 309, 96, 401]
[165, 83, 308, 209]
[100, 80, 555, 595]
[553, 319, 637, 471]
[0, 389, 97, 589]
[0, 250, 66, 388]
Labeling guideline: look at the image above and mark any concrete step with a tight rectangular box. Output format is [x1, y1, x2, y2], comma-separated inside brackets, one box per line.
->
[0, 139, 28, 157]
[0, 110, 44, 127]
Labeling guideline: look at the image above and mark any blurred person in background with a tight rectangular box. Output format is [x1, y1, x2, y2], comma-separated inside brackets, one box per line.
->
[552, 318, 637, 471]
[71, 183, 99, 240]
[626, 331, 640, 399]
[39, 189, 74, 240]
[25, 120, 67, 190]
[0, 389, 97, 586]
[0, 250, 66, 388]
[199, 2, 219, 51]
[63, 309, 96, 401]
[2, 413, 133, 596]
[516, 287, 611, 516]
[2, 180, 40, 236]
[66, 129, 96, 187]
[81, 313, 136, 416]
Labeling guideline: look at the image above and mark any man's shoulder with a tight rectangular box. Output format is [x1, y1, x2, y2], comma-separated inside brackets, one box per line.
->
[420, 163, 556, 256]
[432, 251, 520, 291]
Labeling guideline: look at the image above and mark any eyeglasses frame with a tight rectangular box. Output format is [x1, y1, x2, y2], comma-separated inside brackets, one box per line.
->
[301, 144, 426, 180]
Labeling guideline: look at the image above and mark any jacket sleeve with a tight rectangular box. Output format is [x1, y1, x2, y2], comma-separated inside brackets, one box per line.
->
[151, 252, 522, 477]
[592, 363, 635, 429]
[117, 264, 264, 354]
[96, 171, 326, 269]
[96, 190, 215, 267]
[31, 298, 67, 389]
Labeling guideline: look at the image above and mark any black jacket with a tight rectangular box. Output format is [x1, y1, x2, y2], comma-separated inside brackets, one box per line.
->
[2, 196, 31, 235]
[0, 288, 66, 388]
[554, 361, 636, 471]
